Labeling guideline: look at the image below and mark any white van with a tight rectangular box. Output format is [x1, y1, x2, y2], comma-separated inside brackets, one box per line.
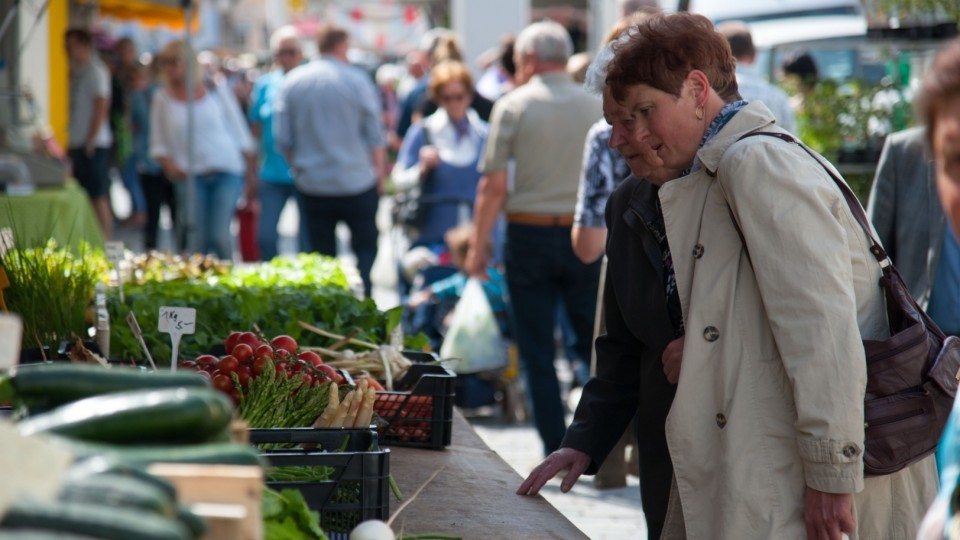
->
[660, 0, 865, 23]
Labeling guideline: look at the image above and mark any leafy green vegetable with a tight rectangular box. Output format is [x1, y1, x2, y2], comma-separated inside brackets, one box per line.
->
[107, 280, 425, 363]
[263, 487, 327, 540]
[220, 254, 348, 289]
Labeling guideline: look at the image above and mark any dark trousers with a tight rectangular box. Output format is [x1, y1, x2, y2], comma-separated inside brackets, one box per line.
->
[504, 223, 602, 454]
[141, 171, 177, 251]
[300, 186, 379, 298]
[69, 147, 110, 199]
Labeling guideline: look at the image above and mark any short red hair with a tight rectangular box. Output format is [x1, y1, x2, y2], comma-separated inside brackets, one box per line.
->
[606, 12, 740, 103]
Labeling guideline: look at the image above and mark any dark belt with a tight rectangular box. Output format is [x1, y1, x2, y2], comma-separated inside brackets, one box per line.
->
[507, 212, 575, 227]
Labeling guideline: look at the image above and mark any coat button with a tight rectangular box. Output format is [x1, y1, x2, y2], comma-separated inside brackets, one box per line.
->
[692, 244, 705, 258]
[716, 413, 727, 429]
[842, 444, 860, 458]
[703, 326, 720, 342]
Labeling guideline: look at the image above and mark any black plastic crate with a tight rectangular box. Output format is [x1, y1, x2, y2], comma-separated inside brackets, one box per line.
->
[374, 361, 455, 449]
[253, 428, 389, 537]
[249, 427, 378, 450]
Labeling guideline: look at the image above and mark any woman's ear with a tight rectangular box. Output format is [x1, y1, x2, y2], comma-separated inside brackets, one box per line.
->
[686, 70, 711, 105]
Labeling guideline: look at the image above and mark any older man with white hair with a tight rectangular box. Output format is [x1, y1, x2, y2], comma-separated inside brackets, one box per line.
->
[249, 25, 307, 260]
[467, 20, 601, 457]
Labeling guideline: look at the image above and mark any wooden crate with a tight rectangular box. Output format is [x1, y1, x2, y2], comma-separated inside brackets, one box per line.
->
[149, 463, 263, 540]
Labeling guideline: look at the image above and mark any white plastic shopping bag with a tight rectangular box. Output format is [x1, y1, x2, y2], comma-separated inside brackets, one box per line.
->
[439, 278, 507, 374]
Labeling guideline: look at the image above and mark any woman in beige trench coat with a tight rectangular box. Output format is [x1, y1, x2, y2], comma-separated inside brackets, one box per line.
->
[603, 13, 938, 540]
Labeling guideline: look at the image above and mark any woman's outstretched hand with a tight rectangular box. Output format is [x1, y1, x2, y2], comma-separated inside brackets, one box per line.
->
[517, 448, 591, 496]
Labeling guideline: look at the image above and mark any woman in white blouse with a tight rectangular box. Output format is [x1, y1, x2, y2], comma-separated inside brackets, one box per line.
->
[393, 60, 489, 248]
[149, 39, 256, 259]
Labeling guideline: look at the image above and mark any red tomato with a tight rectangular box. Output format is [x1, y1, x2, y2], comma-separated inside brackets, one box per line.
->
[299, 374, 314, 387]
[239, 332, 260, 347]
[298, 351, 323, 367]
[254, 344, 274, 360]
[275, 361, 288, 378]
[237, 366, 252, 387]
[224, 331, 243, 353]
[231, 343, 254, 363]
[196, 370, 212, 381]
[270, 335, 298, 354]
[212, 373, 233, 393]
[252, 356, 270, 376]
[316, 364, 344, 385]
[274, 349, 291, 361]
[180, 360, 197, 369]
[228, 388, 242, 406]
[195, 354, 219, 366]
[218, 355, 240, 375]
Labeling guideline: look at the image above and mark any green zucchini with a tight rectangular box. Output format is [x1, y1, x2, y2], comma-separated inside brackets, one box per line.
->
[49, 437, 266, 468]
[17, 388, 233, 445]
[1, 364, 209, 410]
[174, 505, 207, 540]
[0, 501, 192, 540]
[59, 474, 176, 518]
[0, 529, 102, 539]
[86, 462, 179, 502]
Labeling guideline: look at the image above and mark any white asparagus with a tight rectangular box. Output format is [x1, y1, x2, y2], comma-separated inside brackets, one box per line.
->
[353, 386, 377, 428]
[313, 382, 340, 428]
[345, 387, 364, 426]
[329, 390, 355, 428]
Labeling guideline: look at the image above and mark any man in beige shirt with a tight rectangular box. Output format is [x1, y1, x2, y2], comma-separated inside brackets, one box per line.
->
[466, 20, 602, 455]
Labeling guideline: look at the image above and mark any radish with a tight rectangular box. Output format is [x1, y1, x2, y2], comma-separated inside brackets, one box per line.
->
[349, 520, 394, 540]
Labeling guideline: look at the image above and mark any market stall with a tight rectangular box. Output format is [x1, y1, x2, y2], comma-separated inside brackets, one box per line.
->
[0, 180, 104, 251]
[0, 246, 576, 539]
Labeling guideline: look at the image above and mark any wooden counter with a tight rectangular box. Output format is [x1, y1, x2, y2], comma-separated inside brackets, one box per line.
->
[387, 411, 587, 539]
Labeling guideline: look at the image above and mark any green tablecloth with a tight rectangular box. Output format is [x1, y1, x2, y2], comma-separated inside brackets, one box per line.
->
[0, 181, 104, 251]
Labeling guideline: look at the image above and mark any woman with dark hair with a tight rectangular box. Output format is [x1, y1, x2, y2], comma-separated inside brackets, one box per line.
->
[595, 12, 935, 538]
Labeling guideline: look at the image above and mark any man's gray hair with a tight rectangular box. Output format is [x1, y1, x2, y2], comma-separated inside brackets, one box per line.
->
[515, 21, 573, 64]
[269, 25, 301, 54]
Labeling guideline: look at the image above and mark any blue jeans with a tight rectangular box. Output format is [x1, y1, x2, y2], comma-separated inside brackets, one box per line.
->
[258, 181, 309, 260]
[182, 171, 243, 260]
[120, 156, 147, 213]
[503, 223, 602, 454]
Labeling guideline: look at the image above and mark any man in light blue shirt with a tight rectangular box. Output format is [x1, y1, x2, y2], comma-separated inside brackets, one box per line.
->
[274, 25, 387, 297]
[249, 26, 308, 260]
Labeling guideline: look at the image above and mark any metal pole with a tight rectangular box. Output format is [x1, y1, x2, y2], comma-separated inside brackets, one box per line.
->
[181, 0, 198, 255]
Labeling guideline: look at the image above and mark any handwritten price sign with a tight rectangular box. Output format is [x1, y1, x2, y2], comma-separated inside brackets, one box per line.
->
[158, 307, 196, 371]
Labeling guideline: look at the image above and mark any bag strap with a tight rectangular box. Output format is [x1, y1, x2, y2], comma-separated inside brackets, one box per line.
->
[732, 131, 890, 269]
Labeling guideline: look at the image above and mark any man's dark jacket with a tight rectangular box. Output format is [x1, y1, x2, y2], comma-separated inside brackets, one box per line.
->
[561, 176, 677, 539]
